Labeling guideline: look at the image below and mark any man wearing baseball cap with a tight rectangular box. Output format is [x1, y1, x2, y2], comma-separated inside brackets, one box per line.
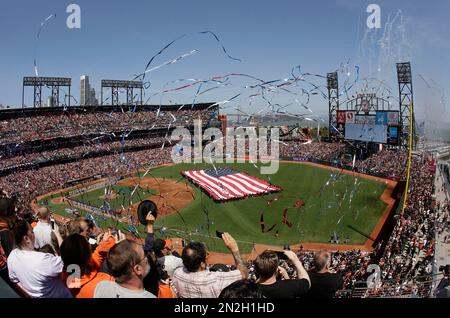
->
[153, 238, 183, 278]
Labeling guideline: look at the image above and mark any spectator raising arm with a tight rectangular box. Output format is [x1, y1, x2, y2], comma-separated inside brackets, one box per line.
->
[143, 213, 155, 253]
[284, 250, 310, 288]
[52, 221, 63, 248]
[222, 232, 248, 280]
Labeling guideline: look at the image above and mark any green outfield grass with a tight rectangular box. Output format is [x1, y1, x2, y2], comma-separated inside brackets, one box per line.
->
[39, 162, 388, 253]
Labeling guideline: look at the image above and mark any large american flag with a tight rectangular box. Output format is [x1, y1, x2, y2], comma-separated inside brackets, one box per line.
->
[182, 168, 282, 201]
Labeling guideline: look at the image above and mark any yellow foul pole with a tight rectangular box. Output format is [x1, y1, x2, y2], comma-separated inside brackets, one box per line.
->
[401, 101, 414, 215]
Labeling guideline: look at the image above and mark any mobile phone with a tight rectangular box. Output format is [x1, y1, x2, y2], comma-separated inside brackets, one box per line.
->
[216, 230, 224, 238]
[272, 251, 289, 261]
[50, 219, 55, 230]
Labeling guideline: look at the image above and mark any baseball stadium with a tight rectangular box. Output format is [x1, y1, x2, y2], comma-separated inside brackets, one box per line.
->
[1, 0, 450, 303]
[1, 96, 447, 299]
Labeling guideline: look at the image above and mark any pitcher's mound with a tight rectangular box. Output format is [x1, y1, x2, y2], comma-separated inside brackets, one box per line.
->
[119, 177, 194, 218]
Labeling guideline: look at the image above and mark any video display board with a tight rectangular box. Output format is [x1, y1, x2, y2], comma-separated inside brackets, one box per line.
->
[337, 110, 400, 144]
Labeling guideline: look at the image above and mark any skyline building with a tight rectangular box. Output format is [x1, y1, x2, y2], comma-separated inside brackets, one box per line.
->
[80, 75, 98, 106]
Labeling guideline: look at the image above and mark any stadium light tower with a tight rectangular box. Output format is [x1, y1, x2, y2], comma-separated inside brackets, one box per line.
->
[22, 77, 71, 108]
[101, 80, 143, 106]
[327, 72, 339, 140]
[396, 62, 415, 149]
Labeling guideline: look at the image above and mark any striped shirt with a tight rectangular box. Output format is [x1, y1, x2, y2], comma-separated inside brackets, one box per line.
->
[172, 267, 242, 298]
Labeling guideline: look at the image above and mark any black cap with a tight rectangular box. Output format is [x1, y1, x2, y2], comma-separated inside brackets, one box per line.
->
[137, 200, 158, 225]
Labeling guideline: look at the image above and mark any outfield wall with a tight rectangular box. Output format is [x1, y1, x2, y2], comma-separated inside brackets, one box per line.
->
[65, 198, 105, 215]
[67, 177, 121, 196]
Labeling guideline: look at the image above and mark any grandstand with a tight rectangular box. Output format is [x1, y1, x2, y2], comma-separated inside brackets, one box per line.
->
[0, 100, 447, 299]
[0, 104, 218, 207]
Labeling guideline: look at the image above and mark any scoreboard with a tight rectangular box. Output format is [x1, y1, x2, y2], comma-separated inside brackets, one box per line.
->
[337, 110, 400, 145]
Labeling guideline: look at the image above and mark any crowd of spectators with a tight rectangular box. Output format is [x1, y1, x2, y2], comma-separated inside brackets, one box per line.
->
[355, 149, 408, 178]
[378, 156, 436, 282]
[0, 105, 446, 298]
[437, 199, 449, 242]
[0, 136, 168, 172]
[279, 141, 345, 161]
[0, 200, 343, 298]
[0, 148, 172, 210]
[0, 108, 215, 145]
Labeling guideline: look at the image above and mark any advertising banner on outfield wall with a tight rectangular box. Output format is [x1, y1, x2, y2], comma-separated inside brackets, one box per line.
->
[291, 157, 310, 162]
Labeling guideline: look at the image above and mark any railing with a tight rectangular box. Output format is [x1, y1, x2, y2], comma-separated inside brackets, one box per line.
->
[337, 272, 444, 298]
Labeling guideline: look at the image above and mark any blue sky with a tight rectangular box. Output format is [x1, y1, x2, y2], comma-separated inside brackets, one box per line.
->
[0, 0, 449, 122]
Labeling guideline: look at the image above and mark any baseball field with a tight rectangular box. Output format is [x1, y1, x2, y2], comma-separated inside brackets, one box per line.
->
[36, 161, 393, 253]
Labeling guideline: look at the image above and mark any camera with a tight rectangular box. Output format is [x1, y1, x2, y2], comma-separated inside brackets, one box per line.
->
[439, 265, 450, 275]
[270, 250, 289, 261]
[85, 218, 95, 230]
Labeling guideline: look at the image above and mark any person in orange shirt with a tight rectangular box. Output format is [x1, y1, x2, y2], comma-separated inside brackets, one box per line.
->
[157, 271, 177, 298]
[60, 230, 124, 298]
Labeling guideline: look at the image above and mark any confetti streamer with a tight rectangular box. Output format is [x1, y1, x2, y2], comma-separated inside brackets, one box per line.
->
[198, 31, 241, 62]
[282, 208, 293, 228]
[34, 13, 56, 77]
[134, 49, 198, 79]
[259, 213, 276, 233]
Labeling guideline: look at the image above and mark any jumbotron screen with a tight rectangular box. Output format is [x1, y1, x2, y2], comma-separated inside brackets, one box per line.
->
[337, 111, 400, 145]
[345, 123, 387, 143]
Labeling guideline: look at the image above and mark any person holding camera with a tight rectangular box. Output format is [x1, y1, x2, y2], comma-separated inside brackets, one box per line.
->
[61, 229, 125, 298]
[254, 250, 310, 298]
[435, 265, 450, 298]
[172, 232, 248, 298]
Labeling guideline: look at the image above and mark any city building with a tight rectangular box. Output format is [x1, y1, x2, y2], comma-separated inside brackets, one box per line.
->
[80, 75, 98, 106]
[47, 96, 55, 107]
